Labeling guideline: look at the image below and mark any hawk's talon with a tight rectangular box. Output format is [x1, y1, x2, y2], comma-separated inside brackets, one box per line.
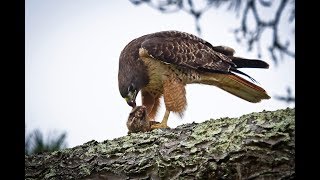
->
[150, 109, 170, 129]
[151, 123, 170, 130]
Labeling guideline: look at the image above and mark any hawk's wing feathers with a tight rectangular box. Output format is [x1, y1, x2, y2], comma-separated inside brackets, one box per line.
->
[141, 36, 234, 73]
[211, 45, 235, 56]
[230, 57, 269, 69]
[140, 31, 269, 83]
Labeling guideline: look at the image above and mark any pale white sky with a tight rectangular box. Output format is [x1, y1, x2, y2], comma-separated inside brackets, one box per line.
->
[25, 0, 295, 148]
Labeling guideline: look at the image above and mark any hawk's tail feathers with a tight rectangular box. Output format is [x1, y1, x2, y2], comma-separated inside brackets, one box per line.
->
[200, 73, 270, 103]
[218, 74, 270, 103]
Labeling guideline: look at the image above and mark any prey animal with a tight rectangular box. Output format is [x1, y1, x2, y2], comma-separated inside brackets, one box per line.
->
[127, 106, 159, 133]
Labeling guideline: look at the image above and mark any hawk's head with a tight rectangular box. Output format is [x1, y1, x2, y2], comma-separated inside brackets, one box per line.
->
[118, 39, 149, 108]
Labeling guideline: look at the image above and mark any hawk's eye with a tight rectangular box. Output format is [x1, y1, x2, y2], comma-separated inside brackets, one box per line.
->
[128, 84, 134, 92]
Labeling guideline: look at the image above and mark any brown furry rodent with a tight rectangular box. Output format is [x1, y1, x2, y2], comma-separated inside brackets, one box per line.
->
[127, 106, 159, 134]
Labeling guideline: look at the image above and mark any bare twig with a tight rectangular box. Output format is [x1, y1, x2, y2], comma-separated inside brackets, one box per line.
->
[274, 87, 295, 104]
[129, 0, 295, 64]
[235, 0, 295, 64]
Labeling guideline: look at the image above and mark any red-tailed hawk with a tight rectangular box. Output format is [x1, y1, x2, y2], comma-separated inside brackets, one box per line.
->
[118, 31, 270, 129]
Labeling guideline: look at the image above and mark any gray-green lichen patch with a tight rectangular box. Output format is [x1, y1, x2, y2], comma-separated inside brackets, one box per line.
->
[79, 164, 91, 177]
[43, 168, 56, 179]
[25, 108, 295, 179]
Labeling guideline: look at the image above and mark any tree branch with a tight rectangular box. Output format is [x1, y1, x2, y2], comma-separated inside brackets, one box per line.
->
[25, 108, 295, 179]
[274, 87, 295, 104]
[235, 0, 295, 64]
[129, 0, 295, 63]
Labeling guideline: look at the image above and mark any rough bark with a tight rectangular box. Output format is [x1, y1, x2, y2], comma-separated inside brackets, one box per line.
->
[25, 108, 295, 179]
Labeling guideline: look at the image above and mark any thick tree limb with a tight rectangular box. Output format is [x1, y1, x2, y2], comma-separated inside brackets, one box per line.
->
[25, 108, 295, 179]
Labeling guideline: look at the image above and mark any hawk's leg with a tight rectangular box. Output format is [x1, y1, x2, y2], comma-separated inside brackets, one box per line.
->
[151, 109, 170, 129]
[141, 90, 160, 121]
[151, 75, 187, 130]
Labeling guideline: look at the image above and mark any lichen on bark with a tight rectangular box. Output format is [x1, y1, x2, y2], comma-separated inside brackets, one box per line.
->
[25, 108, 295, 179]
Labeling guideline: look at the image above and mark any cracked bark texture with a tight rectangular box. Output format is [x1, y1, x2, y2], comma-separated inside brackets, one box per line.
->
[25, 108, 295, 179]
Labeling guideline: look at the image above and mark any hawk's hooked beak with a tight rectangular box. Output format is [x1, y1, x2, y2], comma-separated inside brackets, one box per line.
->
[125, 91, 137, 108]
[127, 100, 136, 108]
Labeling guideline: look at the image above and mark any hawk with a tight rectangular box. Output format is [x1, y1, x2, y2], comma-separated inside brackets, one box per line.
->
[118, 31, 270, 129]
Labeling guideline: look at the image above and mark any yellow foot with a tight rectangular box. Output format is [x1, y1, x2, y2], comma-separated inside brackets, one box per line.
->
[151, 122, 170, 130]
[151, 109, 171, 130]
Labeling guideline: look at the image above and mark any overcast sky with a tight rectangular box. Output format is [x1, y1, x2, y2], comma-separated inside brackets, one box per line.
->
[25, 0, 295, 148]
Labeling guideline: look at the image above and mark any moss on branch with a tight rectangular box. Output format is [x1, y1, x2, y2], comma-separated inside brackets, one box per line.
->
[25, 108, 295, 179]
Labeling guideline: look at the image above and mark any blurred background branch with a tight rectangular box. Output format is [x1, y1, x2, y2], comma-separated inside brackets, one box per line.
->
[25, 129, 67, 155]
[129, 0, 295, 64]
[274, 87, 295, 104]
[234, 0, 295, 64]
